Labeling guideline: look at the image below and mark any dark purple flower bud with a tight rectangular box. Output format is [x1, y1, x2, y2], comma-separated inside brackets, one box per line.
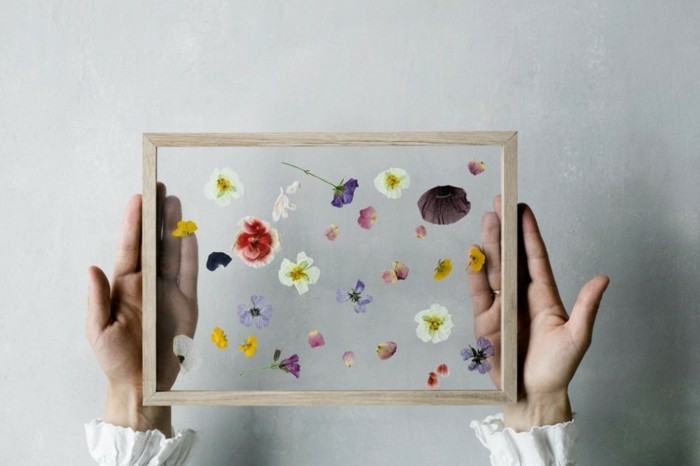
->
[278, 354, 301, 378]
[206, 252, 233, 271]
[417, 185, 471, 225]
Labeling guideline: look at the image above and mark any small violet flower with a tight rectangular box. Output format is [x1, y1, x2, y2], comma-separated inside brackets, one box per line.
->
[461, 336, 495, 374]
[336, 279, 373, 313]
[237, 295, 273, 328]
[240, 350, 301, 378]
[357, 206, 377, 229]
[281, 162, 358, 208]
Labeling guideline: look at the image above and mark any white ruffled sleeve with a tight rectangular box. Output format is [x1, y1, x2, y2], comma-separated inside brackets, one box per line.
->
[85, 419, 200, 466]
[470, 413, 577, 466]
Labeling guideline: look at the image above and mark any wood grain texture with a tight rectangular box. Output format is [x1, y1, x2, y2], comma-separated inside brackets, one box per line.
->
[142, 136, 158, 401]
[144, 390, 510, 406]
[142, 131, 518, 405]
[501, 133, 519, 402]
[144, 131, 516, 147]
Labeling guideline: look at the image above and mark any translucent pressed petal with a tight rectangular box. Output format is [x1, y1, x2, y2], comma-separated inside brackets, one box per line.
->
[342, 351, 355, 367]
[173, 335, 201, 374]
[354, 280, 365, 293]
[305, 266, 321, 284]
[436, 363, 449, 377]
[376, 341, 397, 360]
[307, 330, 325, 348]
[417, 185, 471, 225]
[325, 224, 340, 241]
[393, 261, 409, 280]
[336, 289, 348, 303]
[415, 225, 427, 239]
[382, 270, 397, 284]
[357, 206, 377, 229]
[427, 372, 439, 389]
[468, 159, 486, 176]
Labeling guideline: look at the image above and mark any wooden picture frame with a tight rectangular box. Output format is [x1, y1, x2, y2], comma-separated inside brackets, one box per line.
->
[142, 132, 517, 406]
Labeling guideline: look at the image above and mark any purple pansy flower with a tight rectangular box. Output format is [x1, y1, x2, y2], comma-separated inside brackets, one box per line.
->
[336, 279, 373, 313]
[278, 354, 301, 378]
[460, 336, 495, 374]
[331, 178, 359, 208]
[237, 295, 273, 328]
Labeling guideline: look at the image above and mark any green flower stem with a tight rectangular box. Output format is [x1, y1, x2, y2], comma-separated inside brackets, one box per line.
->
[239, 363, 278, 376]
[281, 162, 338, 189]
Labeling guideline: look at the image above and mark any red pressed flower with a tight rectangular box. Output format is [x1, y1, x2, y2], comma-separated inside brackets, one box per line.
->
[427, 371, 439, 389]
[231, 216, 281, 268]
[436, 363, 450, 377]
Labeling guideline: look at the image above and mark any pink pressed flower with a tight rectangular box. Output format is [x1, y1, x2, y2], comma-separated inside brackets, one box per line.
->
[436, 363, 450, 377]
[427, 371, 439, 389]
[468, 159, 486, 176]
[376, 341, 397, 360]
[325, 224, 340, 241]
[342, 351, 355, 367]
[382, 261, 409, 284]
[307, 330, 325, 348]
[231, 216, 281, 268]
[415, 225, 427, 239]
[357, 206, 377, 230]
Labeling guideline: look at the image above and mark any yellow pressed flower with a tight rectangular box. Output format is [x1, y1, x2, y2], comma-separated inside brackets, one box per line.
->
[239, 335, 258, 358]
[468, 247, 486, 272]
[210, 326, 228, 349]
[434, 258, 452, 280]
[172, 220, 198, 237]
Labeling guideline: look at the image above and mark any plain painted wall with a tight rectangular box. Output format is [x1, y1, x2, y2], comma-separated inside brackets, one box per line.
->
[1, 1, 698, 464]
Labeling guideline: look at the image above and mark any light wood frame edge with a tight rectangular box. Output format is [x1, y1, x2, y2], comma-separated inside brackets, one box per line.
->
[142, 131, 518, 406]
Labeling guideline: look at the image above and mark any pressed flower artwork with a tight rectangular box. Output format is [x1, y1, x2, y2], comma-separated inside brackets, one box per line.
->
[172, 220, 198, 237]
[336, 279, 373, 313]
[231, 216, 281, 268]
[282, 162, 358, 208]
[468, 159, 486, 176]
[461, 337, 494, 374]
[206, 252, 232, 271]
[238, 335, 258, 358]
[436, 363, 450, 377]
[173, 335, 202, 374]
[325, 224, 340, 241]
[342, 351, 355, 367]
[414, 304, 454, 343]
[434, 258, 453, 281]
[415, 225, 427, 239]
[357, 206, 377, 229]
[468, 247, 486, 272]
[237, 295, 273, 328]
[376, 341, 397, 360]
[307, 330, 325, 348]
[382, 261, 409, 284]
[417, 185, 471, 225]
[204, 167, 244, 206]
[374, 167, 410, 199]
[240, 350, 301, 378]
[278, 251, 320, 295]
[210, 327, 228, 349]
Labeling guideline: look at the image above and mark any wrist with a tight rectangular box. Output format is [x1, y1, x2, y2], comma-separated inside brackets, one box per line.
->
[503, 390, 572, 432]
[106, 383, 172, 437]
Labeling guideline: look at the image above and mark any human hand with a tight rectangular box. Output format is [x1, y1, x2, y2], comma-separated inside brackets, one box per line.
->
[86, 184, 198, 434]
[468, 196, 609, 431]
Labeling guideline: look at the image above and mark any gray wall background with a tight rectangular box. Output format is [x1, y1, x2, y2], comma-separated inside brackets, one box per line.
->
[1, 1, 698, 464]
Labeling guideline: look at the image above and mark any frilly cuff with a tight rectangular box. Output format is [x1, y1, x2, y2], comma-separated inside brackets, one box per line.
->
[470, 413, 577, 466]
[85, 419, 200, 466]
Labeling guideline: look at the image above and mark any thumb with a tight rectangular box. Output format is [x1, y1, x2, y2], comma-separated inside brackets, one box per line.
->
[87, 266, 112, 345]
[566, 275, 610, 352]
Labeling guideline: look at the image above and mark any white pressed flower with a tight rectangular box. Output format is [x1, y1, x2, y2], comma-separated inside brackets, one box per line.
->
[173, 335, 202, 373]
[272, 187, 297, 222]
[414, 304, 454, 343]
[204, 167, 244, 206]
[374, 167, 410, 199]
[278, 251, 320, 295]
[285, 181, 301, 194]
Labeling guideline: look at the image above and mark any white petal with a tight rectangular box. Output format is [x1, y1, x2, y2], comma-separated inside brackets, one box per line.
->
[374, 172, 388, 195]
[286, 181, 301, 194]
[294, 279, 309, 295]
[416, 324, 432, 342]
[278, 259, 294, 286]
[305, 266, 320, 285]
[296, 251, 313, 265]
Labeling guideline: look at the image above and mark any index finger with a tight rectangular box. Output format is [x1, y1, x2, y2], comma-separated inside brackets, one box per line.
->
[114, 194, 142, 277]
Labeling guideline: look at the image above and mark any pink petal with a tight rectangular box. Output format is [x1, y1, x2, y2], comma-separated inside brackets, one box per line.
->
[468, 159, 486, 176]
[342, 351, 355, 367]
[436, 363, 449, 377]
[427, 371, 439, 389]
[357, 206, 377, 230]
[307, 330, 325, 348]
[415, 225, 427, 239]
[325, 224, 339, 241]
[376, 341, 397, 360]
[393, 261, 409, 280]
[382, 269, 397, 284]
